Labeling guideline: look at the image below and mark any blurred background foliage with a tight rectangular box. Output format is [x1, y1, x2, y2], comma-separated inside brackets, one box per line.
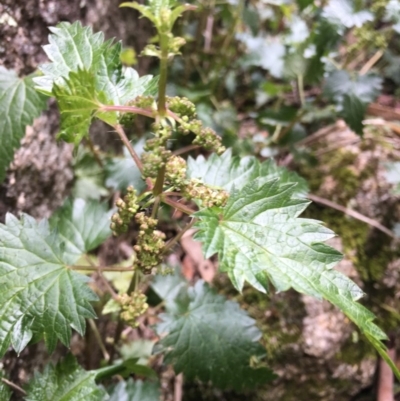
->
[3, 0, 400, 399]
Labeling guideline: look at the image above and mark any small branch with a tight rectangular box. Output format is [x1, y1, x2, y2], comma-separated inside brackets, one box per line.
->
[1, 378, 26, 396]
[162, 197, 197, 215]
[97, 270, 119, 299]
[86, 137, 104, 168]
[377, 347, 395, 401]
[308, 194, 396, 238]
[101, 105, 155, 118]
[88, 319, 110, 362]
[163, 219, 196, 254]
[203, 14, 214, 52]
[114, 124, 143, 173]
[174, 373, 183, 401]
[173, 144, 201, 156]
[276, 109, 307, 144]
[360, 49, 384, 75]
[70, 265, 134, 272]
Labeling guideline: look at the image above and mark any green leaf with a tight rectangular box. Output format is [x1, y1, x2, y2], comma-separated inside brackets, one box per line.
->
[24, 355, 106, 401]
[0, 214, 97, 355]
[323, 70, 382, 135]
[52, 69, 112, 144]
[34, 22, 107, 95]
[341, 93, 367, 136]
[0, 67, 48, 183]
[50, 198, 113, 259]
[187, 149, 308, 197]
[108, 379, 160, 401]
[156, 280, 275, 390]
[324, 70, 382, 104]
[72, 145, 108, 200]
[322, 0, 373, 30]
[34, 21, 158, 143]
[150, 267, 189, 313]
[195, 178, 400, 379]
[105, 142, 146, 193]
[385, 0, 400, 33]
[121, 0, 192, 31]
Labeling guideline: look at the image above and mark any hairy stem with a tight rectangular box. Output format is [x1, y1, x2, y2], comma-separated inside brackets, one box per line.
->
[162, 197, 196, 215]
[163, 219, 196, 253]
[101, 105, 155, 118]
[114, 124, 144, 173]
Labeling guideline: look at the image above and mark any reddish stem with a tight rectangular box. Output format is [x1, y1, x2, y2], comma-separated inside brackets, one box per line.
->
[101, 105, 156, 118]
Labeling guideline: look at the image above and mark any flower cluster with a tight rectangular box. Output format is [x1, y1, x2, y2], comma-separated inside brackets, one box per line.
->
[167, 96, 196, 119]
[141, 122, 173, 179]
[111, 186, 139, 235]
[118, 291, 149, 327]
[133, 213, 166, 273]
[192, 126, 225, 154]
[165, 155, 186, 187]
[184, 178, 229, 208]
[177, 118, 225, 155]
[167, 97, 225, 154]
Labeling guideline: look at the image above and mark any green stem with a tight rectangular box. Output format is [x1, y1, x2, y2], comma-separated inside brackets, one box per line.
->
[88, 319, 110, 361]
[297, 74, 305, 107]
[151, 196, 161, 219]
[153, 165, 166, 196]
[158, 33, 170, 115]
[153, 29, 171, 196]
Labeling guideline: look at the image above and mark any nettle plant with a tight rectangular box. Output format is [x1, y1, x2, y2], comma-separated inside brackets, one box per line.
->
[0, 0, 399, 399]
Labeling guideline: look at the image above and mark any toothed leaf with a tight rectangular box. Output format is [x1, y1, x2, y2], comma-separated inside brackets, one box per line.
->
[156, 281, 275, 390]
[187, 149, 308, 197]
[195, 177, 400, 379]
[108, 379, 160, 401]
[0, 214, 97, 356]
[50, 198, 113, 259]
[34, 21, 158, 143]
[24, 355, 106, 401]
[0, 67, 48, 183]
